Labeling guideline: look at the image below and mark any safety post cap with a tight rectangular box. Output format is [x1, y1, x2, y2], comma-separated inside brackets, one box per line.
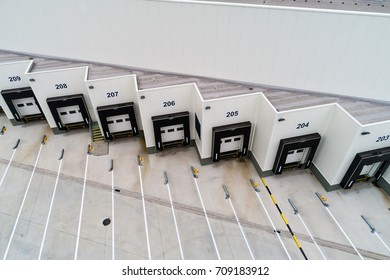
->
[58, 149, 65, 160]
[0, 126, 6, 135]
[41, 135, 48, 144]
[137, 154, 143, 166]
[191, 166, 199, 178]
[163, 171, 168, 185]
[361, 215, 375, 233]
[109, 159, 113, 172]
[87, 144, 93, 155]
[222, 184, 230, 199]
[315, 192, 329, 207]
[288, 198, 299, 214]
[249, 178, 260, 192]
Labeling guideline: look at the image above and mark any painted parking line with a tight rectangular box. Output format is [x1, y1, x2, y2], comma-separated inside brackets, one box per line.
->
[249, 178, 291, 260]
[191, 166, 221, 260]
[260, 178, 308, 260]
[74, 146, 91, 260]
[38, 149, 64, 260]
[315, 192, 364, 260]
[288, 198, 327, 260]
[138, 155, 151, 260]
[163, 171, 184, 260]
[0, 139, 20, 190]
[222, 184, 255, 260]
[109, 159, 115, 260]
[361, 215, 390, 255]
[3, 135, 47, 260]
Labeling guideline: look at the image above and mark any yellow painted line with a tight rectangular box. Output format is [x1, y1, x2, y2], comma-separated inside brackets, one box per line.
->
[261, 177, 267, 186]
[280, 213, 288, 225]
[270, 194, 277, 205]
[293, 235, 302, 248]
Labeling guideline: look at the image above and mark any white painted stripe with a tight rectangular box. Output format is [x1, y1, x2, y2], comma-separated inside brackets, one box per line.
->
[0, 149, 17, 189]
[374, 232, 390, 254]
[193, 177, 221, 260]
[3, 144, 44, 260]
[74, 153, 89, 260]
[325, 207, 364, 260]
[138, 165, 151, 260]
[228, 198, 255, 260]
[297, 213, 326, 260]
[166, 183, 184, 260]
[111, 168, 115, 260]
[255, 192, 291, 260]
[38, 156, 63, 260]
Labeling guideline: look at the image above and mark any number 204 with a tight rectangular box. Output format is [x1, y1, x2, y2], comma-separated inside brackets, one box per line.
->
[296, 122, 309, 129]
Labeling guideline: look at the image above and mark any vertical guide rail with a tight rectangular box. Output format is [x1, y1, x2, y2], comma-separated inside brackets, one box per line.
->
[4, 136, 46, 260]
[361, 215, 390, 254]
[164, 171, 184, 260]
[74, 146, 91, 260]
[288, 198, 326, 260]
[191, 166, 221, 260]
[222, 184, 255, 260]
[0, 139, 20, 189]
[138, 155, 151, 260]
[109, 159, 115, 260]
[260, 178, 308, 260]
[38, 149, 64, 260]
[249, 178, 291, 260]
[315, 192, 364, 260]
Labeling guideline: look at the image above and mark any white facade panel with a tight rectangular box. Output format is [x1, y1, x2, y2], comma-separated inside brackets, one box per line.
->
[313, 106, 361, 185]
[252, 101, 334, 172]
[0, 61, 33, 120]
[250, 94, 278, 170]
[136, 84, 195, 148]
[84, 75, 140, 133]
[200, 93, 260, 159]
[0, 1, 389, 102]
[25, 67, 91, 128]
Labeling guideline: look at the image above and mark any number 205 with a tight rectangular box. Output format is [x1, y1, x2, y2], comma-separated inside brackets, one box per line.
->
[226, 111, 238, 117]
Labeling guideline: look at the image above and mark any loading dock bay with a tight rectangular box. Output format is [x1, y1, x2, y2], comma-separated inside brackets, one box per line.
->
[0, 114, 389, 260]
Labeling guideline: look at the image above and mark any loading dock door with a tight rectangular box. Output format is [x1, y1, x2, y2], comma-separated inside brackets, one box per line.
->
[152, 111, 190, 151]
[97, 102, 139, 141]
[1, 87, 44, 122]
[47, 94, 90, 131]
[212, 121, 251, 162]
[273, 133, 321, 175]
[340, 146, 390, 189]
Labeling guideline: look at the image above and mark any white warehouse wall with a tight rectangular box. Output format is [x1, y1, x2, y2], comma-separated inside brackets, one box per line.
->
[0, 61, 33, 120]
[0, 0, 389, 102]
[200, 93, 260, 159]
[136, 83, 195, 148]
[85, 75, 141, 135]
[25, 67, 92, 129]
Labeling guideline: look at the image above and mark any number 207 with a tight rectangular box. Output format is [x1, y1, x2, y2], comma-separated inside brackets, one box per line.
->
[107, 91, 118, 98]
